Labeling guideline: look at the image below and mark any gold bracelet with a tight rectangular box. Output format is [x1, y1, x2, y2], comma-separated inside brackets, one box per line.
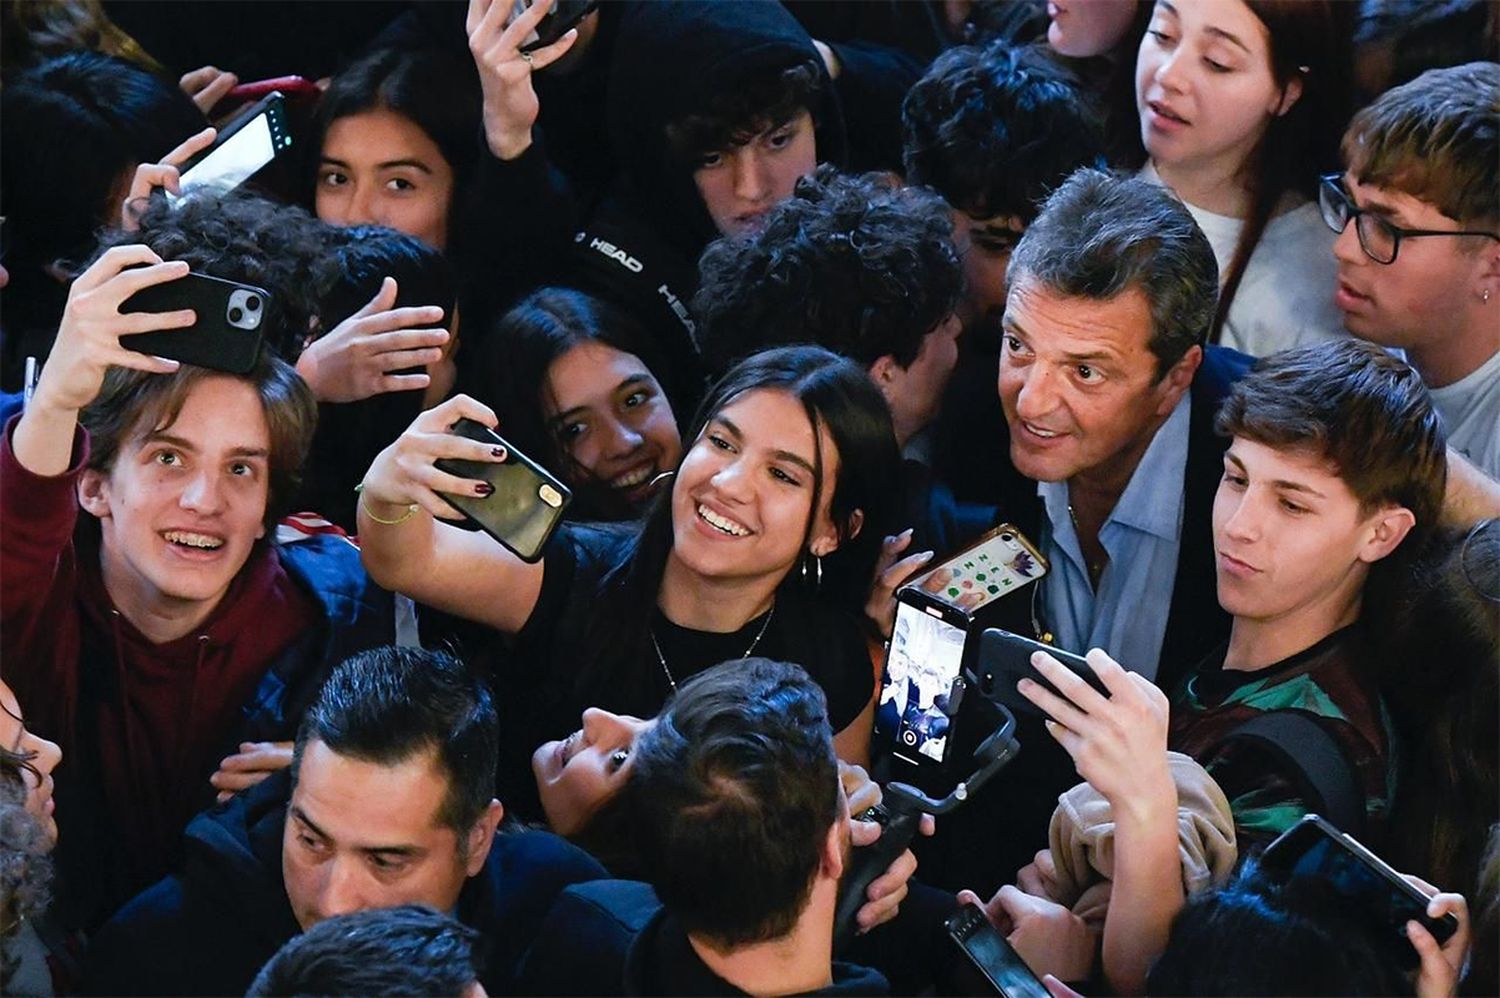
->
[354, 483, 419, 526]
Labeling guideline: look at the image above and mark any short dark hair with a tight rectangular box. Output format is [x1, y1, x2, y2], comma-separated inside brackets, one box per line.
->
[93, 188, 336, 361]
[247, 904, 483, 997]
[80, 353, 318, 533]
[292, 647, 499, 838]
[1343, 61, 1500, 228]
[665, 61, 823, 161]
[1147, 860, 1410, 995]
[629, 658, 840, 948]
[315, 224, 457, 335]
[1007, 168, 1218, 376]
[694, 166, 963, 374]
[902, 41, 1107, 222]
[1216, 339, 1448, 549]
[0, 783, 52, 990]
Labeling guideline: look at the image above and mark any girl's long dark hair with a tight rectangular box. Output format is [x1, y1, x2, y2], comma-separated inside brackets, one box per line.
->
[571, 345, 900, 704]
[1210, 0, 1353, 342]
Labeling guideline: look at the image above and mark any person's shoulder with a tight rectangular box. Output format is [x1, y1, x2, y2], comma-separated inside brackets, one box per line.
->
[556, 879, 662, 933]
[480, 827, 609, 912]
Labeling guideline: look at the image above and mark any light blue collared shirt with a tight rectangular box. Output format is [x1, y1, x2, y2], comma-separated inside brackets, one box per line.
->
[1036, 394, 1191, 681]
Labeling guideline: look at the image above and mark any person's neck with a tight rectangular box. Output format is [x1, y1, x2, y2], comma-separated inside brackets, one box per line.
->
[1405, 312, 1497, 388]
[659, 552, 779, 632]
[1065, 408, 1173, 539]
[1154, 157, 1253, 219]
[99, 548, 222, 644]
[1223, 585, 1364, 672]
[688, 882, 836, 996]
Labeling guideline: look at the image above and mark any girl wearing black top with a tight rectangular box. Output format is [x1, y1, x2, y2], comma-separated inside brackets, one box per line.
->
[358, 346, 898, 804]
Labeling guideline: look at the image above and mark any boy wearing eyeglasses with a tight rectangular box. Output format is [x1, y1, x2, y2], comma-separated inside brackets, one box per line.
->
[1322, 61, 1500, 477]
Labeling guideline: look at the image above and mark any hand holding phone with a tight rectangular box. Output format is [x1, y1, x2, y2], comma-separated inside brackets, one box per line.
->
[977, 629, 1108, 718]
[227, 75, 321, 103]
[174, 92, 291, 199]
[947, 902, 1051, 998]
[120, 271, 268, 374]
[434, 418, 572, 562]
[908, 525, 1048, 617]
[466, 0, 584, 160]
[876, 590, 970, 766]
[121, 126, 219, 230]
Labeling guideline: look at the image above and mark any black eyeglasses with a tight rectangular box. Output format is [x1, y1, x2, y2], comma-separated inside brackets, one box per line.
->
[1318, 175, 1500, 265]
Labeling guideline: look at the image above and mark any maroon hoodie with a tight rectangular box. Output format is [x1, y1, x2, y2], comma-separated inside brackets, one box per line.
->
[0, 416, 317, 890]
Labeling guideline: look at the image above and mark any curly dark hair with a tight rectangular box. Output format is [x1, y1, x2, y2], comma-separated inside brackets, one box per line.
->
[92, 187, 338, 361]
[694, 165, 963, 375]
[664, 61, 823, 162]
[902, 41, 1106, 222]
[0, 778, 53, 989]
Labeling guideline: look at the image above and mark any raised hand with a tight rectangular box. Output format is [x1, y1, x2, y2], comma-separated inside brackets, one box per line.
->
[295, 277, 448, 402]
[121, 126, 218, 230]
[467, 0, 581, 160]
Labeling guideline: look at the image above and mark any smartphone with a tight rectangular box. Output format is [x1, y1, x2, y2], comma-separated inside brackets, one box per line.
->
[909, 524, 1048, 617]
[506, 0, 599, 52]
[876, 589, 969, 766]
[946, 903, 1050, 998]
[1259, 814, 1458, 968]
[119, 272, 267, 374]
[175, 92, 292, 199]
[434, 418, 572, 562]
[977, 628, 1108, 718]
[226, 75, 320, 102]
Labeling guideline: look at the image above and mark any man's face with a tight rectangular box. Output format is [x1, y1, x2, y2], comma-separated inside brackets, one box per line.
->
[80, 376, 270, 627]
[1213, 438, 1405, 626]
[1332, 172, 1496, 352]
[283, 740, 498, 930]
[949, 210, 1025, 328]
[998, 279, 1198, 486]
[692, 110, 817, 237]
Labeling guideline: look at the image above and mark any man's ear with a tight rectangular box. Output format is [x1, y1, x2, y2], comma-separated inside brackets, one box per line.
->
[77, 468, 113, 520]
[463, 799, 504, 877]
[1358, 505, 1416, 564]
[810, 508, 864, 558]
[1155, 344, 1202, 416]
[820, 811, 847, 883]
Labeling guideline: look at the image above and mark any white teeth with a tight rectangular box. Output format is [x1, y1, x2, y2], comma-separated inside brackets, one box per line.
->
[1025, 422, 1061, 439]
[163, 530, 224, 549]
[612, 465, 654, 489]
[698, 504, 751, 537]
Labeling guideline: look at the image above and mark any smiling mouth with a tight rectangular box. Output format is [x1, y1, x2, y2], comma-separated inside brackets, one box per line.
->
[1022, 421, 1064, 440]
[610, 463, 657, 490]
[698, 503, 752, 536]
[556, 730, 580, 770]
[163, 530, 225, 550]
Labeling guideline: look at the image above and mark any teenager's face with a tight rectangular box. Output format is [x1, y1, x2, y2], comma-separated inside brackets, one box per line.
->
[1136, 0, 1299, 183]
[1048, 0, 1139, 58]
[317, 108, 455, 251]
[1213, 438, 1402, 626]
[81, 377, 270, 626]
[669, 388, 846, 585]
[999, 279, 1196, 485]
[1333, 173, 1498, 351]
[0, 680, 62, 849]
[950, 210, 1026, 328]
[532, 709, 654, 836]
[693, 110, 817, 237]
[879, 313, 962, 445]
[283, 740, 497, 930]
[543, 341, 682, 505]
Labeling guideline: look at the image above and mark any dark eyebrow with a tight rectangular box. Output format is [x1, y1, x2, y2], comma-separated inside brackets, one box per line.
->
[144, 432, 269, 460]
[1205, 25, 1251, 53]
[1225, 452, 1327, 498]
[290, 805, 329, 841]
[551, 375, 655, 425]
[715, 414, 817, 477]
[290, 807, 422, 858]
[320, 156, 433, 175]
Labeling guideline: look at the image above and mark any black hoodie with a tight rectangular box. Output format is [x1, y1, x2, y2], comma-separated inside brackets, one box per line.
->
[84, 771, 606, 996]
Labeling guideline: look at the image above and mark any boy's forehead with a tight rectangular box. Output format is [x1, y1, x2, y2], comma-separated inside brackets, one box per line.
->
[127, 375, 271, 453]
[1343, 168, 1454, 227]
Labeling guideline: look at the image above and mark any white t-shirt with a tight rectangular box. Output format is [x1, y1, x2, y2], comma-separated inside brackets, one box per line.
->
[1429, 348, 1500, 479]
[1142, 167, 1348, 357]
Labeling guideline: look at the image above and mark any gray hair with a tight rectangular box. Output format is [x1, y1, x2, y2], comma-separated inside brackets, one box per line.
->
[1007, 168, 1219, 377]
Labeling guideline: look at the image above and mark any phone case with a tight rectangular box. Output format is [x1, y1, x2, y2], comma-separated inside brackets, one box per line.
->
[909, 524, 1049, 617]
[435, 419, 572, 563]
[946, 904, 1049, 998]
[119, 272, 267, 374]
[177, 92, 290, 190]
[977, 627, 1109, 717]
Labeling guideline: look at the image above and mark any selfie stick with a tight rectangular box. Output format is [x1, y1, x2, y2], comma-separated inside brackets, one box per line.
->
[833, 706, 1021, 950]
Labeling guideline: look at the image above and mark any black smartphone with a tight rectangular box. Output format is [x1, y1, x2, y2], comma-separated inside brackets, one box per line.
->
[434, 418, 572, 562]
[946, 903, 1050, 998]
[506, 0, 599, 52]
[119, 272, 267, 374]
[909, 524, 1048, 617]
[1259, 814, 1458, 968]
[875, 588, 969, 766]
[175, 92, 292, 199]
[977, 628, 1109, 719]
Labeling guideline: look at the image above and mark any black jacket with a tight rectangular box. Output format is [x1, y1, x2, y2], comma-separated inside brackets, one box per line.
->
[897, 345, 1254, 894]
[520, 880, 890, 996]
[84, 771, 606, 996]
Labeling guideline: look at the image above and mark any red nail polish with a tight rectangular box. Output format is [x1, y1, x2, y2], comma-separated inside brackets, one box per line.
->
[475, 482, 494, 496]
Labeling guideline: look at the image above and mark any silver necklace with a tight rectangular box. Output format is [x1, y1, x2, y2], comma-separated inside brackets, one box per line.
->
[650, 601, 776, 694]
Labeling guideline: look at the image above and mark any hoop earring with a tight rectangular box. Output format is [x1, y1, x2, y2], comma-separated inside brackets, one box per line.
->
[801, 552, 823, 590]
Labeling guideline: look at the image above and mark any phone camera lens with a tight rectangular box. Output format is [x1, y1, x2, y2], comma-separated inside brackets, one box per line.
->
[1000, 532, 1014, 543]
[229, 307, 244, 324]
[245, 295, 261, 312]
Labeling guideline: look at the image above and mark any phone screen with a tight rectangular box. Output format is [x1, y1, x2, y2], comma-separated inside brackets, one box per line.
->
[914, 529, 1046, 614]
[876, 599, 967, 764]
[1277, 833, 1443, 939]
[959, 923, 1049, 998]
[178, 113, 276, 197]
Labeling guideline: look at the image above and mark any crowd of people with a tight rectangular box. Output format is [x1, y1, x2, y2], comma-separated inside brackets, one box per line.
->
[1, 0, 1497, 994]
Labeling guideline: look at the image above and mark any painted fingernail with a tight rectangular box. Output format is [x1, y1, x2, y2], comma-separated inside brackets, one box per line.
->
[491, 447, 507, 459]
[475, 483, 494, 496]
